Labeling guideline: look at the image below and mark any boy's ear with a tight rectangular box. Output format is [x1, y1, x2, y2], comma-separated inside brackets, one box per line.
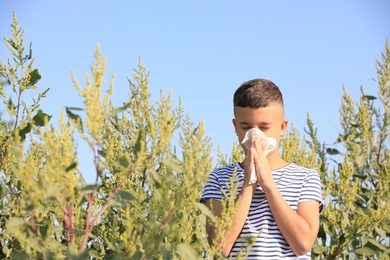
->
[280, 119, 288, 136]
[232, 119, 238, 135]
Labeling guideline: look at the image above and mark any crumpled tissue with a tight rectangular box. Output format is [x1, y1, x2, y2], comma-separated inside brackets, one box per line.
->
[241, 128, 277, 184]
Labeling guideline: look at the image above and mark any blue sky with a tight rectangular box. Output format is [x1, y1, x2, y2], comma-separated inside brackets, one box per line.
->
[1, 1, 389, 183]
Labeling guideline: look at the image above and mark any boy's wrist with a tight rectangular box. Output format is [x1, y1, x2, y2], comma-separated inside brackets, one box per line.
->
[241, 183, 257, 193]
[261, 180, 277, 193]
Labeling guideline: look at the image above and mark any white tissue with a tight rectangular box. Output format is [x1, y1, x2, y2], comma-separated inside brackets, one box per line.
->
[241, 128, 277, 184]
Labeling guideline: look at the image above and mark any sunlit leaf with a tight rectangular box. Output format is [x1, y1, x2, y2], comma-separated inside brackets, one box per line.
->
[82, 184, 98, 191]
[361, 232, 369, 247]
[110, 189, 136, 207]
[355, 246, 376, 256]
[111, 105, 128, 114]
[115, 156, 130, 168]
[176, 244, 198, 260]
[133, 129, 145, 160]
[67, 247, 89, 260]
[6, 97, 16, 117]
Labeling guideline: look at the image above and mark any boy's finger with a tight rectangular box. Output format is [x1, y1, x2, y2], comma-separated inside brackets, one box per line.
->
[253, 136, 263, 154]
[248, 147, 255, 163]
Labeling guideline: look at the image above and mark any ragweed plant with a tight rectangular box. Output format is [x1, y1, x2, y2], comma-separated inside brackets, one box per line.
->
[0, 12, 51, 259]
[306, 40, 390, 259]
[71, 44, 114, 144]
[1, 11, 389, 260]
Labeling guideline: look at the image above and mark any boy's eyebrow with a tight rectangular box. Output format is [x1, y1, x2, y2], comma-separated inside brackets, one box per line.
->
[238, 122, 272, 126]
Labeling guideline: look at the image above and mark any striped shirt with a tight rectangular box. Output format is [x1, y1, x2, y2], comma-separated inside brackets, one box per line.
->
[200, 162, 324, 259]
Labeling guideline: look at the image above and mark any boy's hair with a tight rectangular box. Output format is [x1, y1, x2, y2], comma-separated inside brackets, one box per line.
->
[233, 78, 284, 109]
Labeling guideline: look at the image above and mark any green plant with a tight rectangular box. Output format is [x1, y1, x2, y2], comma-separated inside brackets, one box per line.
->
[1, 12, 389, 260]
[307, 40, 390, 259]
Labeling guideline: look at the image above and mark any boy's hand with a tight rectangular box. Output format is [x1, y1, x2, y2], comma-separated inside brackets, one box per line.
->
[243, 150, 257, 188]
[242, 155, 254, 186]
[250, 136, 274, 188]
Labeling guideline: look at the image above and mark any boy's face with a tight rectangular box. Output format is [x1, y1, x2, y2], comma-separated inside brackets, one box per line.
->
[232, 103, 288, 154]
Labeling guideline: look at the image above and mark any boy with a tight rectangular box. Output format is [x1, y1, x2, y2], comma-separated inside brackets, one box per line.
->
[201, 78, 323, 259]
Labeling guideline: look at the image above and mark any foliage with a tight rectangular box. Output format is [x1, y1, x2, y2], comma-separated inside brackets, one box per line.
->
[0, 12, 239, 260]
[283, 40, 390, 259]
[1, 12, 389, 259]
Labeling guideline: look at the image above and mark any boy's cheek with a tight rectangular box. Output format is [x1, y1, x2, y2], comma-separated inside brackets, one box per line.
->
[237, 132, 245, 142]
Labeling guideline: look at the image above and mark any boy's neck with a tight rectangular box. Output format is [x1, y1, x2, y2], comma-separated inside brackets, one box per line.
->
[267, 153, 289, 170]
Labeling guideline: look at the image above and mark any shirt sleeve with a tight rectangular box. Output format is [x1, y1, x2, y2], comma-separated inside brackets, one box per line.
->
[300, 170, 324, 213]
[200, 171, 223, 203]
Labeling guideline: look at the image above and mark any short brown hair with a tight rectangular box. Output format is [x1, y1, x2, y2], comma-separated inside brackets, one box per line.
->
[233, 78, 284, 108]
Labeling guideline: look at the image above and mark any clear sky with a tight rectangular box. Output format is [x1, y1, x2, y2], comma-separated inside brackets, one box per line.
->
[1, 1, 389, 184]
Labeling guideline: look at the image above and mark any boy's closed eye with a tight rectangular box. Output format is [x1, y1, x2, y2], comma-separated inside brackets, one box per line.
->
[242, 127, 269, 131]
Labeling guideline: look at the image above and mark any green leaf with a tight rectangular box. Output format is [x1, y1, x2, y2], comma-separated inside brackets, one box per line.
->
[67, 247, 89, 260]
[133, 129, 145, 160]
[32, 109, 51, 126]
[355, 155, 365, 168]
[176, 244, 198, 260]
[355, 246, 376, 256]
[161, 247, 172, 260]
[14, 110, 50, 140]
[110, 189, 136, 207]
[28, 69, 41, 86]
[27, 41, 33, 60]
[375, 226, 387, 239]
[367, 238, 387, 251]
[88, 250, 100, 258]
[65, 162, 78, 172]
[382, 219, 390, 233]
[42, 251, 55, 260]
[361, 232, 369, 247]
[312, 243, 327, 254]
[321, 221, 333, 237]
[7, 218, 26, 230]
[39, 223, 49, 240]
[17, 123, 32, 140]
[162, 159, 182, 173]
[317, 222, 327, 242]
[115, 156, 130, 168]
[10, 250, 29, 260]
[97, 149, 106, 158]
[353, 174, 367, 181]
[19, 119, 28, 129]
[151, 168, 161, 184]
[66, 107, 84, 111]
[106, 250, 131, 260]
[362, 95, 377, 101]
[82, 184, 98, 191]
[66, 107, 84, 134]
[6, 97, 16, 117]
[111, 105, 128, 114]
[326, 148, 340, 155]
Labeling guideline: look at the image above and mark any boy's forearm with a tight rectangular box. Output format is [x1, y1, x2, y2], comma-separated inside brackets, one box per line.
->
[262, 183, 318, 256]
[219, 184, 255, 257]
